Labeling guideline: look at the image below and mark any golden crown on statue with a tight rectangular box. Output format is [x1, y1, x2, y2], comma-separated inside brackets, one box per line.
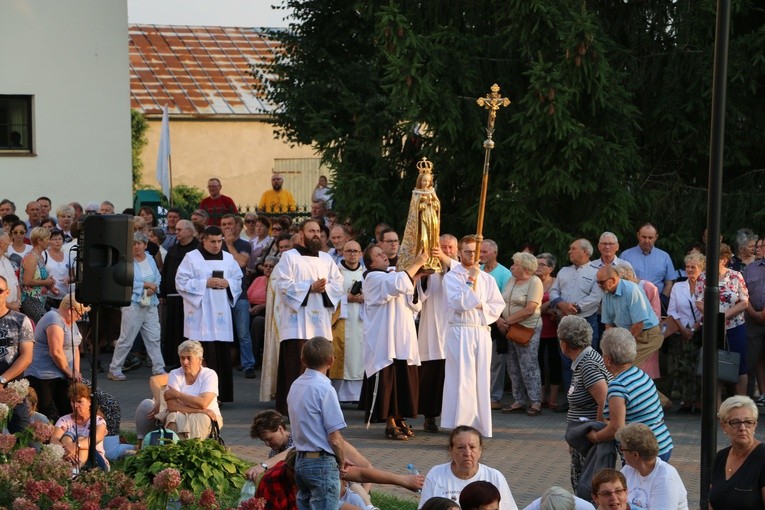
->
[416, 157, 433, 175]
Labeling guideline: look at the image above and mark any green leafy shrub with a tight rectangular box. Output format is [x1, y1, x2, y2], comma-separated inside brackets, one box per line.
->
[123, 439, 249, 495]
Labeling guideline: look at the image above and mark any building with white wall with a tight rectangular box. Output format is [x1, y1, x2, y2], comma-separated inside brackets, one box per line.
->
[0, 0, 132, 212]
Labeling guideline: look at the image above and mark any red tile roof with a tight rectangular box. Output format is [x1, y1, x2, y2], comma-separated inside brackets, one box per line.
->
[129, 24, 279, 117]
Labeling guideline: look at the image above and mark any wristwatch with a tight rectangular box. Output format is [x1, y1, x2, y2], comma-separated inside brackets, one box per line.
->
[260, 463, 268, 472]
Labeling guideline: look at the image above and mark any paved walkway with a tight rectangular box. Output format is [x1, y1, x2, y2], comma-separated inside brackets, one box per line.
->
[96, 356, 736, 508]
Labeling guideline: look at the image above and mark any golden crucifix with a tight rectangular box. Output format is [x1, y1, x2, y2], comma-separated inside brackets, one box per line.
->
[473, 84, 510, 264]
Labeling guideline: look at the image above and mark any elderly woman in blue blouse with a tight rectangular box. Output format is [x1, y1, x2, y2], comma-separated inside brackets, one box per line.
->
[586, 327, 673, 462]
[106, 232, 166, 381]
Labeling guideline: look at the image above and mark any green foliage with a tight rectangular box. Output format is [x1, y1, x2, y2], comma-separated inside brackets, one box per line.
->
[132, 109, 149, 190]
[371, 491, 419, 510]
[258, 0, 765, 265]
[123, 439, 248, 496]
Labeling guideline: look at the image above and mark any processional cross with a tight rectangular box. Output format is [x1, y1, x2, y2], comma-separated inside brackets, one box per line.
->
[473, 84, 510, 264]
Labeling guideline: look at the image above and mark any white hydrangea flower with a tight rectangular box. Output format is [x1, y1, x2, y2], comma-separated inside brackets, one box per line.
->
[6, 378, 29, 399]
[0, 402, 9, 425]
[40, 443, 66, 461]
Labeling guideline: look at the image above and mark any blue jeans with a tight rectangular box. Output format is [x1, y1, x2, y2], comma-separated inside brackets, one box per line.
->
[233, 297, 255, 370]
[295, 454, 340, 510]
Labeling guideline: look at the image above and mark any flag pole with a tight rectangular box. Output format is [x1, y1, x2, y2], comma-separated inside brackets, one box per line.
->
[474, 84, 510, 263]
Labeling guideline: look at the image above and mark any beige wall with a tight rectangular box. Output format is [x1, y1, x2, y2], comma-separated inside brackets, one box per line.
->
[140, 117, 320, 209]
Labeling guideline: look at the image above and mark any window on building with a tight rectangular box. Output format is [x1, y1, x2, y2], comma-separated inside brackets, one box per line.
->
[0, 95, 33, 153]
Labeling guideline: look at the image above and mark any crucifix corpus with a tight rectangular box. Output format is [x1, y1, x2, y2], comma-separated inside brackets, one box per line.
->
[473, 83, 510, 264]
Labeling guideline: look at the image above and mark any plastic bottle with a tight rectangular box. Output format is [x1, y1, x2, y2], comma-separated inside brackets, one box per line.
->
[407, 463, 421, 493]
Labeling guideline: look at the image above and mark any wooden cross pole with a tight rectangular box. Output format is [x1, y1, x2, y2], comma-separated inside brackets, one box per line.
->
[474, 84, 510, 264]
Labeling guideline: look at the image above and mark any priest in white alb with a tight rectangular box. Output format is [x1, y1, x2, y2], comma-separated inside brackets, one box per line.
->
[273, 219, 344, 415]
[360, 244, 427, 440]
[175, 225, 243, 402]
[416, 240, 459, 433]
[441, 235, 505, 437]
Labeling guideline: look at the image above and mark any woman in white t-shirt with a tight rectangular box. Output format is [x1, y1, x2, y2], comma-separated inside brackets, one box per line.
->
[615, 423, 688, 510]
[419, 426, 518, 510]
[155, 340, 222, 439]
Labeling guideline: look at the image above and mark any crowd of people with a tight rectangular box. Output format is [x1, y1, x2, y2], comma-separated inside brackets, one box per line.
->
[3, 177, 765, 508]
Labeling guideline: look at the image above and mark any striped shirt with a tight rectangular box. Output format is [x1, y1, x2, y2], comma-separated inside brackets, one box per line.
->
[567, 347, 611, 422]
[604, 366, 673, 457]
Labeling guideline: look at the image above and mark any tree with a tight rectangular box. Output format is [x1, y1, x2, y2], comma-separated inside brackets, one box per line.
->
[131, 109, 148, 190]
[257, 0, 765, 262]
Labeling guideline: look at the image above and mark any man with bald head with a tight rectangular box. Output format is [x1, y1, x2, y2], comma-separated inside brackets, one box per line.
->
[597, 265, 663, 371]
[259, 173, 297, 214]
[160, 219, 200, 367]
[199, 177, 238, 226]
[619, 223, 676, 300]
[329, 240, 365, 402]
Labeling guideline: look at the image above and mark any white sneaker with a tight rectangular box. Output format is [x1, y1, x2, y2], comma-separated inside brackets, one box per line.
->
[756, 395, 765, 407]
[107, 371, 126, 381]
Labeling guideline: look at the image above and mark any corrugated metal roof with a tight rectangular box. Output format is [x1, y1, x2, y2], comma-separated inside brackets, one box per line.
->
[129, 24, 280, 117]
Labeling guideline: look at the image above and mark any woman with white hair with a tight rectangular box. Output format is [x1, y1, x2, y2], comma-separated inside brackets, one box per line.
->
[586, 327, 673, 461]
[155, 340, 222, 439]
[729, 228, 758, 271]
[497, 252, 544, 416]
[709, 395, 765, 509]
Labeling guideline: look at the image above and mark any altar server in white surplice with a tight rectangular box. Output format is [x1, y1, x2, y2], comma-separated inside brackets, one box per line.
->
[329, 240, 366, 402]
[441, 235, 505, 437]
[273, 219, 344, 415]
[360, 245, 427, 440]
[416, 243, 459, 433]
[175, 226, 242, 402]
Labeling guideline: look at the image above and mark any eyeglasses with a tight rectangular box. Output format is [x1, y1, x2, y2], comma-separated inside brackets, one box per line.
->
[263, 264, 275, 269]
[537, 262, 549, 267]
[596, 278, 612, 286]
[727, 419, 757, 428]
[12, 230, 25, 235]
[245, 219, 257, 224]
[271, 227, 283, 231]
[596, 488, 626, 498]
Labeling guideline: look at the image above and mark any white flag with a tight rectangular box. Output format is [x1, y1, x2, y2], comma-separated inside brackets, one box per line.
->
[155, 105, 171, 199]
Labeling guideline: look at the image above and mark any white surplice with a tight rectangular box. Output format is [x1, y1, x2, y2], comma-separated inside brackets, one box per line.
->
[330, 263, 365, 401]
[440, 264, 505, 437]
[417, 258, 458, 362]
[362, 270, 421, 377]
[273, 249, 344, 341]
[175, 250, 242, 342]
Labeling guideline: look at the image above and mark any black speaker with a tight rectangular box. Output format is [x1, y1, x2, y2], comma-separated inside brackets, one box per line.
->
[75, 214, 134, 306]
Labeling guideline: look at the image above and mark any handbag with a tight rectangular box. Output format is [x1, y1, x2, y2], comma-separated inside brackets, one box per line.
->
[695, 331, 740, 384]
[506, 323, 535, 345]
[142, 422, 180, 447]
[208, 419, 225, 446]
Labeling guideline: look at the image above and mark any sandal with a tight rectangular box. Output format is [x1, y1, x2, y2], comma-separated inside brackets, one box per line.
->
[527, 405, 542, 417]
[547, 401, 558, 411]
[385, 426, 408, 441]
[396, 419, 415, 438]
[501, 405, 526, 414]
